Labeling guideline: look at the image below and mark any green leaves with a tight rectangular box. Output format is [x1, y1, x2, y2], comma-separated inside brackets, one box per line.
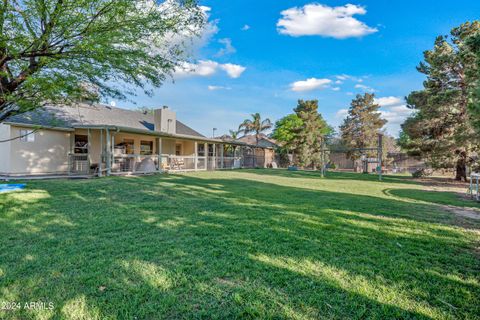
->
[0, 0, 206, 121]
[291, 100, 331, 168]
[238, 113, 272, 145]
[271, 114, 303, 150]
[340, 93, 386, 160]
[400, 21, 480, 170]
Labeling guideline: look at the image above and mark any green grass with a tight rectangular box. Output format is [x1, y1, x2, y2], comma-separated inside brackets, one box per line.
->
[0, 170, 479, 319]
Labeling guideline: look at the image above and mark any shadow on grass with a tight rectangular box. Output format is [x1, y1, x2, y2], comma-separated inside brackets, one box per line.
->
[384, 188, 480, 209]
[0, 172, 479, 319]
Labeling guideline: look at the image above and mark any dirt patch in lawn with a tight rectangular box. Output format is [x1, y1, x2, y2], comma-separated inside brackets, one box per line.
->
[418, 177, 470, 193]
[441, 205, 480, 220]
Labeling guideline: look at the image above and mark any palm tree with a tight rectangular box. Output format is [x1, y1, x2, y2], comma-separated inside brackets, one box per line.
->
[238, 113, 272, 168]
[229, 129, 239, 140]
[238, 113, 272, 146]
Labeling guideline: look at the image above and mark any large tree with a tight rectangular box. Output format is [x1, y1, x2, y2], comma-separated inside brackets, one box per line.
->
[292, 100, 331, 169]
[400, 21, 480, 180]
[340, 93, 386, 166]
[466, 32, 480, 136]
[271, 113, 303, 152]
[0, 0, 205, 122]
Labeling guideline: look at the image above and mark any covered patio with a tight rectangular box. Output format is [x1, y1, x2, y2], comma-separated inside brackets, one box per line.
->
[67, 126, 262, 176]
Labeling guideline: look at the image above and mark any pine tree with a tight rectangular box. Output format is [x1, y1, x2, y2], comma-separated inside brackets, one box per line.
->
[292, 100, 331, 169]
[340, 93, 387, 166]
[400, 21, 480, 180]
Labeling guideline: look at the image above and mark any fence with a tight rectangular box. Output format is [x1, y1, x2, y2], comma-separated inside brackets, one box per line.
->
[161, 155, 207, 172]
[327, 152, 426, 173]
[68, 153, 90, 175]
[112, 154, 159, 173]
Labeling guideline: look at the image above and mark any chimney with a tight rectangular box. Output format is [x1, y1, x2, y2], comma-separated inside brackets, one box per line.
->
[154, 106, 176, 134]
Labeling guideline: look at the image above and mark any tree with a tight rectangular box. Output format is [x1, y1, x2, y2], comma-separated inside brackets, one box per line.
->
[238, 113, 272, 145]
[466, 32, 480, 135]
[0, 0, 205, 122]
[292, 100, 331, 169]
[340, 93, 387, 169]
[229, 129, 239, 140]
[400, 21, 480, 180]
[271, 113, 303, 151]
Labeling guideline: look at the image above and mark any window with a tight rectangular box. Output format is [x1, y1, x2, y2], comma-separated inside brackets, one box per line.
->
[197, 144, 205, 156]
[19, 130, 35, 142]
[140, 141, 153, 155]
[175, 143, 182, 156]
[74, 135, 88, 154]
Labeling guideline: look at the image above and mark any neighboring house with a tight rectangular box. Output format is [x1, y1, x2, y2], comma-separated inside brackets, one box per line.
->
[234, 134, 279, 168]
[0, 103, 264, 178]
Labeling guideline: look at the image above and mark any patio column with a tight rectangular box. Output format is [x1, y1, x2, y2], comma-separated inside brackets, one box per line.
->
[158, 137, 162, 172]
[194, 141, 198, 171]
[106, 128, 111, 176]
[213, 143, 216, 170]
[204, 142, 208, 170]
[87, 129, 92, 164]
[220, 144, 224, 169]
[98, 129, 103, 177]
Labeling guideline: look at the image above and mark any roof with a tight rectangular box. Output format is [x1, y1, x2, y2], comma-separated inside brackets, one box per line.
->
[235, 134, 278, 149]
[5, 103, 205, 138]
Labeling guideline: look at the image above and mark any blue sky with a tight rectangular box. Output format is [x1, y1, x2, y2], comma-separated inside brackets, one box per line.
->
[122, 0, 480, 138]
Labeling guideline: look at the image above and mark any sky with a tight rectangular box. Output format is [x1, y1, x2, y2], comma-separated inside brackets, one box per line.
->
[121, 0, 480, 138]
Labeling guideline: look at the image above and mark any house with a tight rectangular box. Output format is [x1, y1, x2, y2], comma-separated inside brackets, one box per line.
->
[0, 103, 265, 178]
[234, 134, 279, 168]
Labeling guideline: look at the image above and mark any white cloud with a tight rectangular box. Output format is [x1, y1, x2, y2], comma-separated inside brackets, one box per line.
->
[290, 78, 332, 92]
[216, 38, 236, 56]
[374, 96, 403, 107]
[220, 63, 246, 78]
[331, 87, 341, 91]
[162, 5, 219, 56]
[354, 84, 375, 92]
[175, 60, 246, 79]
[277, 3, 378, 39]
[374, 96, 414, 136]
[175, 60, 218, 77]
[335, 108, 349, 118]
[336, 74, 350, 81]
[241, 24, 250, 31]
[208, 85, 231, 91]
[335, 80, 343, 84]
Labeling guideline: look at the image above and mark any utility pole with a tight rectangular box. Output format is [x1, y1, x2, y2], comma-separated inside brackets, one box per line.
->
[212, 128, 217, 138]
[378, 133, 383, 181]
[320, 136, 326, 178]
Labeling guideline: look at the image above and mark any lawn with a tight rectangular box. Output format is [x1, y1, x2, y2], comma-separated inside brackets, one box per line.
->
[0, 170, 479, 319]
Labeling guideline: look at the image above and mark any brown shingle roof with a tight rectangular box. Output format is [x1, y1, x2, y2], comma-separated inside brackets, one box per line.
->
[235, 134, 278, 148]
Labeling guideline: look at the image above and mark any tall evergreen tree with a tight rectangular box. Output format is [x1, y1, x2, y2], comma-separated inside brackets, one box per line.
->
[466, 32, 480, 136]
[340, 93, 386, 164]
[292, 100, 331, 169]
[400, 21, 480, 180]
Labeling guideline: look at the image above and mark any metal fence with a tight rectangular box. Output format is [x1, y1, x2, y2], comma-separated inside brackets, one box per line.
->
[112, 155, 159, 173]
[68, 153, 90, 175]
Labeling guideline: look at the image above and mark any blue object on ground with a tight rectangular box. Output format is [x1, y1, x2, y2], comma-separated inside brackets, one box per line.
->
[288, 166, 298, 171]
[0, 184, 26, 193]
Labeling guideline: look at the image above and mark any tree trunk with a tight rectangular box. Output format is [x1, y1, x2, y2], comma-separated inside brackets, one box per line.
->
[455, 156, 467, 182]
